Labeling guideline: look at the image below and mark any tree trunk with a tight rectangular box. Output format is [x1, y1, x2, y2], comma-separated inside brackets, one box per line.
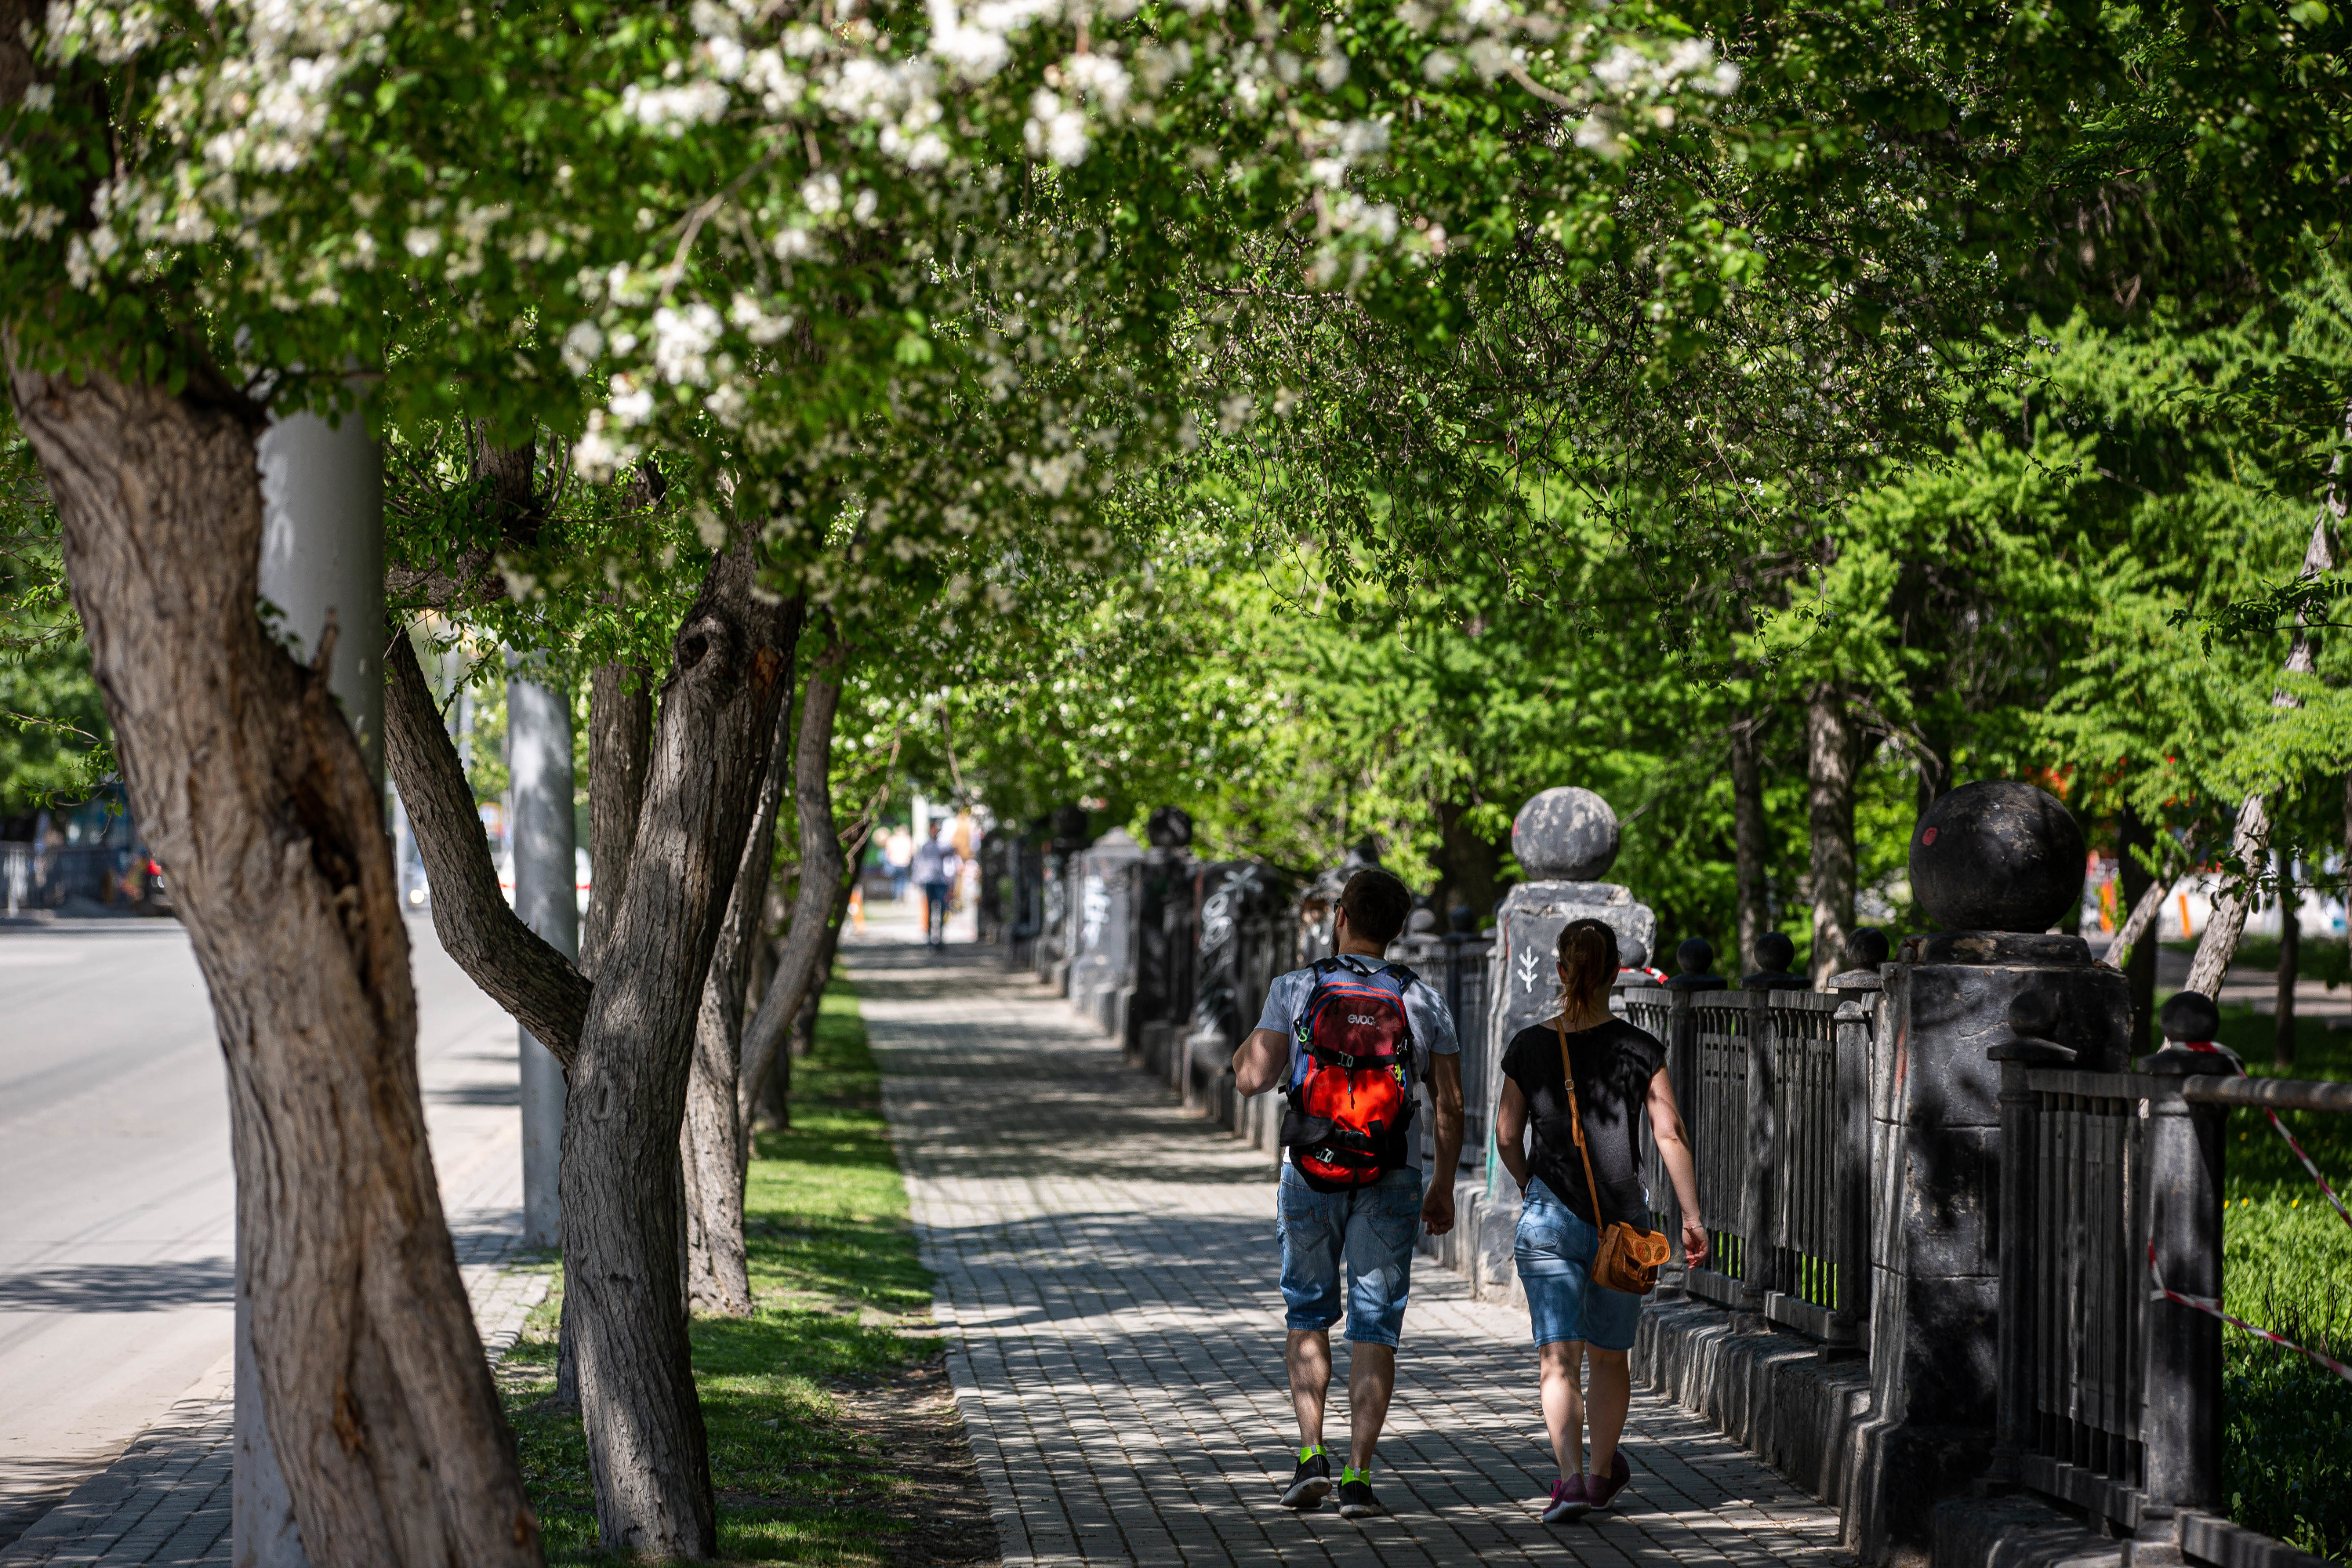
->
[8, 361, 541, 1566]
[682, 601, 804, 1317]
[790, 864, 862, 1060]
[562, 656, 654, 1406]
[1428, 800, 1503, 924]
[583, 660, 653, 975]
[2276, 852, 2299, 1069]
[2116, 805, 2159, 1056]
[737, 637, 847, 1149]
[1730, 713, 1769, 975]
[561, 539, 798, 1558]
[1805, 684, 1856, 988]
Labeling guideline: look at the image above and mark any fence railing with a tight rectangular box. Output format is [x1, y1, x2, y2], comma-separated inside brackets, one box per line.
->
[1395, 928, 1496, 1166]
[1689, 992, 1753, 1308]
[1598, 978, 1870, 1344]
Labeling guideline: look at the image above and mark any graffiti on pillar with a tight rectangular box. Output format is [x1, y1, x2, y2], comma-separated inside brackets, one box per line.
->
[1517, 946, 1546, 995]
[1081, 874, 1110, 952]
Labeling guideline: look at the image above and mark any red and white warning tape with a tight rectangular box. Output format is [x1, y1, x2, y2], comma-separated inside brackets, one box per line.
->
[2143, 1040, 2352, 1385]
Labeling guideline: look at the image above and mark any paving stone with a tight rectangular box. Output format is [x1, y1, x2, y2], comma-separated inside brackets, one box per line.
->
[859, 941, 1854, 1568]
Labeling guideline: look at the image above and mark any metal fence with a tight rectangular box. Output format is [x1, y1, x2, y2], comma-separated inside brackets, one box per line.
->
[2019, 1066, 2152, 1512]
[1689, 993, 1753, 1308]
[1395, 928, 1496, 1163]
[1765, 990, 1849, 1334]
[1595, 981, 1869, 1342]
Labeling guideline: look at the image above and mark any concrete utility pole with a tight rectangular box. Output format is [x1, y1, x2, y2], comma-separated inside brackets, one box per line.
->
[238, 405, 385, 1568]
[507, 652, 577, 1249]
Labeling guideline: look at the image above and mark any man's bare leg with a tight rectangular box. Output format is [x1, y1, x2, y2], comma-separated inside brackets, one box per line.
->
[1286, 1329, 1330, 1451]
[1344, 1342, 1397, 1472]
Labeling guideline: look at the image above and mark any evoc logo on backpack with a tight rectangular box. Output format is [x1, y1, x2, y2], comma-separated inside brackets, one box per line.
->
[1282, 958, 1421, 1193]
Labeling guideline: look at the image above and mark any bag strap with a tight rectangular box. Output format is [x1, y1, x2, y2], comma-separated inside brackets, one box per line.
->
[1555, 1012, 1608, 1227]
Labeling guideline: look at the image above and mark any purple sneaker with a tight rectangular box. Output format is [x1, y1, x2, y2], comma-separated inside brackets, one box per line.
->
[1541, 1474, 1591, 1523]
[1586, 1450, 1632, 1511]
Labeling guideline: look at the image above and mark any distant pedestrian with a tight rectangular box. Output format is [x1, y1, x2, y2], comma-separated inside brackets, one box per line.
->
[911, 819, 960, 949]
[1493, 917, 1706, 1523]
[1230, 867, 1464, 1520]
[884, 826, 915, 902]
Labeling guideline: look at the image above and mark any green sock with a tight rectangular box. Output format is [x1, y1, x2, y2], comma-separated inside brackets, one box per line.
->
[1341, 1465, 1366, 1484]
[1298, 1443, 1325, 1463]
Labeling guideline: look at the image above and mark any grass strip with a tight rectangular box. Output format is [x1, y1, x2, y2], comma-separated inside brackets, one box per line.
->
[2210, 1005, 2352, 1562]
[497, 977, 962, 1566]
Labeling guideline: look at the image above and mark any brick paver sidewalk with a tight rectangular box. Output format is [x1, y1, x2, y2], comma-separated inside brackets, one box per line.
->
[862, 941, 1852, 1568]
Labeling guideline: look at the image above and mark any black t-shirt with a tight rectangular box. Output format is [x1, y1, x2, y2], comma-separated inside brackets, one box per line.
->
[1501, 1017, 1666, 1228]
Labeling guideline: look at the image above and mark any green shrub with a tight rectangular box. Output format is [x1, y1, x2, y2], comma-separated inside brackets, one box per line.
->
[2214, 1001, 2352, 1561]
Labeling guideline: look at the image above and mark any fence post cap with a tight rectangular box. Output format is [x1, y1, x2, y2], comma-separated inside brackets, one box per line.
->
[1825, 967, 1884, 993]
[2157, 989, 2221, 1044]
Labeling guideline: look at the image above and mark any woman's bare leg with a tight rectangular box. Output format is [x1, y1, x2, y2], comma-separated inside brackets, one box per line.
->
[1538, 1341, 1585, 1479]
[1587, 1346, 1632, 1475]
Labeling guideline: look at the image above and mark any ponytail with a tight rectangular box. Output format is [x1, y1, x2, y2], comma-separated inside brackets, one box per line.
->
[1557, 918, 1619, 1014]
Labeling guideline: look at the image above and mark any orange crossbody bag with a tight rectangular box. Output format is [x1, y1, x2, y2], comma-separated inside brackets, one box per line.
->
[1555, 1014, 1671, 1294]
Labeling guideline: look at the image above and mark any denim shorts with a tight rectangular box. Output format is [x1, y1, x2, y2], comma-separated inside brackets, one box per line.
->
[1276, 1163, 1424, 1346]
[1515, 1177, 1647, 1352]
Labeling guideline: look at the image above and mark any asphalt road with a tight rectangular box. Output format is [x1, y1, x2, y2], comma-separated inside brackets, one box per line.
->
[0, 913, 521, 1550]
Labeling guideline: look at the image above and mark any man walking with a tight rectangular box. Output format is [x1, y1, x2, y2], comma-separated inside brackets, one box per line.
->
[910, 817, 960, 949]
[1231, 868, 1464, 1519]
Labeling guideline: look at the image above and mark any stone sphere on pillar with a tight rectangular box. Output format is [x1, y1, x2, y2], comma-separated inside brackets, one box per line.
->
[1910, 780, 2086, 933]
[1512, 787, 1621, 881]
[1146, 805, 1193, 849]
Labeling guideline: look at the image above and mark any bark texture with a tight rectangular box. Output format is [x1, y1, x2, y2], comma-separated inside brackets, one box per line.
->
[583, 661, 653, 975]
[385, 633, 590, 1063]
[1730, 713, 1769, 975]
[682, 601, 804, 1316]
[562, 540, 800, 1558]
[2277, 854, 2299, 1069]
[9, 362, 539, 1566]
[1804, 684, 1856, 988]
[2115, 806, 2160, 1055]
[738, 637, 846, 1136]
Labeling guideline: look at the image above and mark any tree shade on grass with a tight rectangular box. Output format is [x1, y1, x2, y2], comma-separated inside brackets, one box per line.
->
[497, 977, 975, 1565]
[2209, 1005, 2352, 1562]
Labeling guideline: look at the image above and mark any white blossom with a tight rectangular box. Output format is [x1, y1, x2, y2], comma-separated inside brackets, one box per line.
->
[621, 78, 731, 132]
[608, 376, 657, 426]
[651, 303, 724, 385]
[801, 171, 843, 215]
[561, 321, 605, 375]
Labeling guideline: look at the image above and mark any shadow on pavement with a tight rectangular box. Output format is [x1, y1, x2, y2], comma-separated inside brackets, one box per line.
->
[0, 1258, 231, 1313]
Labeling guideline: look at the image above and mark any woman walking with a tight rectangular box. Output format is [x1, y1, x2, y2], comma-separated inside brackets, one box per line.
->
[1494, 917, 1708, 1523]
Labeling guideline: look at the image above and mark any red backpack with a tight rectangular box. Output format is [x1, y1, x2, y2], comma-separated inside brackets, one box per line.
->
[1281, 958, 1421, 1192]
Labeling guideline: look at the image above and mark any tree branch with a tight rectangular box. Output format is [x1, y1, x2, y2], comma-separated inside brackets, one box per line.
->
[737, 629, 846, 1129]
[384, 626, 592, 1064]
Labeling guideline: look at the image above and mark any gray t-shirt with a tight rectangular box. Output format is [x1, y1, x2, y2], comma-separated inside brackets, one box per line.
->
[1255, 953, 1461, 1171]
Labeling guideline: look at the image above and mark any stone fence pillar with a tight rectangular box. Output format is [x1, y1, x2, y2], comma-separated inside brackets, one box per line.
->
[1473, 787, 1656, 1302]
[1855, 780, 2128, 1562]
[1067, 827, 1143, 1035]
[1040, 804, 1089, 990]
[1125, 807, 1198, 1062]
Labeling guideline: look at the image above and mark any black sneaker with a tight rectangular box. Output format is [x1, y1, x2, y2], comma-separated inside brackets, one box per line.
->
[1337, 1472, 1385, 1519]
[1279, 1448, 1331, 1509]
